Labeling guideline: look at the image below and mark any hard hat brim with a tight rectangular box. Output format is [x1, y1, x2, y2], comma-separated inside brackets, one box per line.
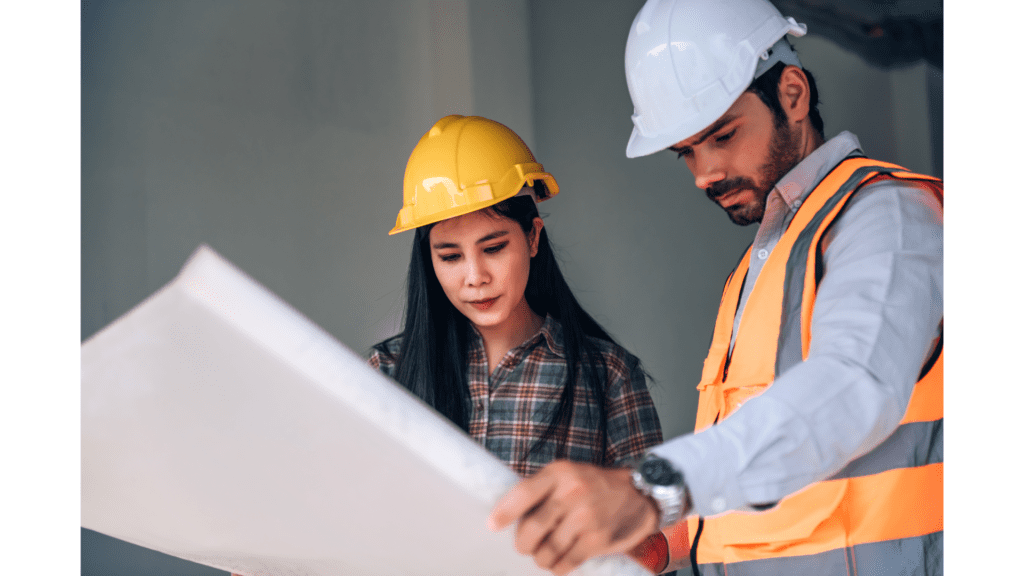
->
[626, 125, 695, 159]
[389, 170, 559, 235]
[625, 89, 738, 159]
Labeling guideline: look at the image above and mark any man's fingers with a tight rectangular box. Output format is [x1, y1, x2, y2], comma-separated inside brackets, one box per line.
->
[531, 508, 583, 570]
[548, 532, 601, 576]
[488, 467, 559, 531]
[547, 487, 660, 575]
[533, 530, 579, 574]
[538, 505, 606, 574]
[513, 497, 565, 556]
[490, 460, 658, 574]
[550, 548, 587, 576]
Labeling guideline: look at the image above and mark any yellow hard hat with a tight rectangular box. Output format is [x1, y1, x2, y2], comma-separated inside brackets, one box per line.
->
[390, 115, 559, 235]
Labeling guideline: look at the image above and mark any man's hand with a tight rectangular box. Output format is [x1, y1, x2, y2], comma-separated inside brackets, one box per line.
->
[487, 460, 659, 576]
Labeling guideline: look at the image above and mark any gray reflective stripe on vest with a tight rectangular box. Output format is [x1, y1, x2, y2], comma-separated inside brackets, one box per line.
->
[769, 163, 945, 482]
[695, 531, 943, 576]
[775, 164, 898, 376]
[829, 418, 943, 480]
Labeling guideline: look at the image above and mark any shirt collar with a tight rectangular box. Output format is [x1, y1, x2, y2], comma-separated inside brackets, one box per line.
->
[772, 131, 863, 210]
[537, 314, 565, 359]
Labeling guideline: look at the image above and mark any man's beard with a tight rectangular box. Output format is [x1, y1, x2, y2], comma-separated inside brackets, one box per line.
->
[705, 119, 802, 226]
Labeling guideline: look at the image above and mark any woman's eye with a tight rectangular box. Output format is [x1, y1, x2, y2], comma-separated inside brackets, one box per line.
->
[715, 129, 736, 143]
[438, 253, 460, 262]
[484, 242, 508, 254]
[676, 148, 692, 160]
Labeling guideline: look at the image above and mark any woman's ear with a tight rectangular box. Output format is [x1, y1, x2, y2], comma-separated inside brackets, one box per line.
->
[529, 217, 544, 257]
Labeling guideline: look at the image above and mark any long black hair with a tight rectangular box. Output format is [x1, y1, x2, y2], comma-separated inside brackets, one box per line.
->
[373, 187, 619, 458]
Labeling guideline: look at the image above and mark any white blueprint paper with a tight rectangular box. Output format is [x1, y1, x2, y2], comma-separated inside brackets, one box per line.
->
[81, 245, 650, 576]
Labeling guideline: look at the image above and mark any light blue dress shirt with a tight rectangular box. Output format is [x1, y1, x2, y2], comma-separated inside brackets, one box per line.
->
[652, 132, 943, 517]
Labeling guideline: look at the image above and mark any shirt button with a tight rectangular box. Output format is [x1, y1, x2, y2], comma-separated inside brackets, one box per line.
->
[711, 497, 727, 513]
[757, 249, 769, 260]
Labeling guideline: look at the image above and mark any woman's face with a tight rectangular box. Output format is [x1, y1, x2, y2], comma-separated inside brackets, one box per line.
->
[428, 209, 543, 332]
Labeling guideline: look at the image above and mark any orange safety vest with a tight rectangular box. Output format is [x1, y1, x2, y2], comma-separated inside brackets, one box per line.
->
[681, 156, 943, 574]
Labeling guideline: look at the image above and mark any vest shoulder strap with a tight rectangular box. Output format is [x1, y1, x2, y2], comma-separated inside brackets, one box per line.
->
[779, 156, 943, 370]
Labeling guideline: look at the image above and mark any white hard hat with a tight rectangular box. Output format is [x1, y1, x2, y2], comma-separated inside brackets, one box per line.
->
[624, 0, 807, 158]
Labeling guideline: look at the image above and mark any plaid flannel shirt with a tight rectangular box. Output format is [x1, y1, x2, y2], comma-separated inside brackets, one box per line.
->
[369, 315, 663, 477]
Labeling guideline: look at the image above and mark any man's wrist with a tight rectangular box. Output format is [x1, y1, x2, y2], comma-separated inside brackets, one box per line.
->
[630, 453, 690, 529]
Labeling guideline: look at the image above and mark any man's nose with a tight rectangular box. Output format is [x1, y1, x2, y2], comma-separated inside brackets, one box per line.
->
[691, 151, 727, 190]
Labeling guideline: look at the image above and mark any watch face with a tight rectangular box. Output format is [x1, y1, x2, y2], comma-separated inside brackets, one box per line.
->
[641, 457, 681, 486]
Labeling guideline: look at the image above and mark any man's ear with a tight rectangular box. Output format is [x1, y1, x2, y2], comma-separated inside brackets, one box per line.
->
[778, 65, 811, 125]
[529, 216, 544, 257]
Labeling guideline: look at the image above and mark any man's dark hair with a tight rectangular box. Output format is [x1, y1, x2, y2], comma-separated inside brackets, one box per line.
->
[747, 61, 825, 137]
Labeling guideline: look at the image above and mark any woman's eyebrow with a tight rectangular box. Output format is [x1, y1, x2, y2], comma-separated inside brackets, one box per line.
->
[475, 230, 509, 244]
[431, 230, 509, 250]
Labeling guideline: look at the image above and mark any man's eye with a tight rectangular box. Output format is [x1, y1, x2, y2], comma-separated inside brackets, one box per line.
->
[715, 129, 736, 143]
[484, 242, 508, 254]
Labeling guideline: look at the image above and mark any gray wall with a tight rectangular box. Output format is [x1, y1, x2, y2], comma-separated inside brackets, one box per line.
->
[82, 0, 538, 354]
[81, 1, 940, 574]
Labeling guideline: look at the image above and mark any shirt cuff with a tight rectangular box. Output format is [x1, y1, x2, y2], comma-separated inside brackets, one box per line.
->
[650, 428, 749, 517]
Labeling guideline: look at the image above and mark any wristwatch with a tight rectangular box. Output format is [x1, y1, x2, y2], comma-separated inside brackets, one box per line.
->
[631, 453, 690, 529]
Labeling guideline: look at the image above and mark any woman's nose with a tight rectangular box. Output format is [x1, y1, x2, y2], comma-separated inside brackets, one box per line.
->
[464, 256, 489, 286]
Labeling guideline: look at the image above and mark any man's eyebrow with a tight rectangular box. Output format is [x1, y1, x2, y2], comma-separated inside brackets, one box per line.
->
[431, 230, 509, 250]
[669, 114, 739, 152]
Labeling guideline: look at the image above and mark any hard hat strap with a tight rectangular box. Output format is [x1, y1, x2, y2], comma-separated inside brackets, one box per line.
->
[754, 38, 802, 79]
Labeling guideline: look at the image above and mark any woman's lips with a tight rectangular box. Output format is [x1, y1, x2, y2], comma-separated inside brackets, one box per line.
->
[468, 297, 499, 311]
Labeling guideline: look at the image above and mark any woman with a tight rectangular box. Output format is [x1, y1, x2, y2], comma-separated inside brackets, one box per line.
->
[229, 120, 673, 576]
[371, 114, 663, 478]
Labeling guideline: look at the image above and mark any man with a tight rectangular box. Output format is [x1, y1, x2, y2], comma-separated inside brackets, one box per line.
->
[487, 0, 943, 575]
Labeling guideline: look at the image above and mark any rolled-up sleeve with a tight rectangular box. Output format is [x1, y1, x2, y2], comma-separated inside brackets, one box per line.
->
[652, 179, 943, 516]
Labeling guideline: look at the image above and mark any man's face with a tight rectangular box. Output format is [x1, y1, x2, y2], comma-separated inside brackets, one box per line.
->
[669, 92, 801, 226]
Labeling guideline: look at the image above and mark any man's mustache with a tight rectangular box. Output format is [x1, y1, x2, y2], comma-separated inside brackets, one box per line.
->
[705, 177, 757, 200]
